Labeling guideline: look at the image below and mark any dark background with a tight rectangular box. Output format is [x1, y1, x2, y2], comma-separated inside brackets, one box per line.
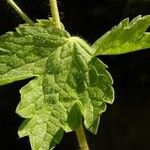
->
[0, 0, 150, 150]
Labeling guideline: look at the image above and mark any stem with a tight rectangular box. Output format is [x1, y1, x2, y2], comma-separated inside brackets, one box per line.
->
[49, 0, 61, 29]
[75, 123, 89, 150]
[7, 0, 34, 26]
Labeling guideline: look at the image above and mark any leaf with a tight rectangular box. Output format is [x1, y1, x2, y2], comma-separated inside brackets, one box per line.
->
[0, 20, 114, 150]
[93, 15, 150, 55]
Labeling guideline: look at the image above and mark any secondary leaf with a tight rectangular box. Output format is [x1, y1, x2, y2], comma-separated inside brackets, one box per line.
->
[0, 20, 114, 150]
[93, 15, 150, 55]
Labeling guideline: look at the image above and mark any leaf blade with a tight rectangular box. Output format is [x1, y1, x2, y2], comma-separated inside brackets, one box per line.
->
[93, 15, 150, 55]
[0, 20, 114, 149]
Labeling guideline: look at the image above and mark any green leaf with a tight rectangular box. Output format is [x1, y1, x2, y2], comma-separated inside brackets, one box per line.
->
[93, 15, 150, 55]
[0, 20, 114, 150]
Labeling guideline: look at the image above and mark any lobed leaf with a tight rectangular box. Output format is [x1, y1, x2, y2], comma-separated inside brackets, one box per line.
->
[93, 15, 150, 55]
[0, 20, 114, 150]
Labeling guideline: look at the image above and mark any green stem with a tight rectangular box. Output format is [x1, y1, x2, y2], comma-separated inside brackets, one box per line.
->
[75, 123, 89, 150]
[49, 0, 61, 29]
[7, 0, 34, 26]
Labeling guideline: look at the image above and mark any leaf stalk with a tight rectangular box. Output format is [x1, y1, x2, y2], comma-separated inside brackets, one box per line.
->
[75, 123, 89, 150]
[49, 0, 61, 29]
[7, 0, 34, 26]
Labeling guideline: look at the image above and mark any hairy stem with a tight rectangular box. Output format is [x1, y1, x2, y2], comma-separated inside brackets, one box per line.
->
[7, 0, 34, 26]
[75, 123, 89, 150]
[49, 0, 61, 29]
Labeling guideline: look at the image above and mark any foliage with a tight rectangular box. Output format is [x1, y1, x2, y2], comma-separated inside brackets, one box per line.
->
[0, 3, 150, 149]
[0, 19, 114, 150]
[93, 15, 150, 55]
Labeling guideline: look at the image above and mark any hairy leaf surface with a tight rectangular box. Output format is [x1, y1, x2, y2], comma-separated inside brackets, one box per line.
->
[93, 15, 150, 55]
[0, 20, 114, 150]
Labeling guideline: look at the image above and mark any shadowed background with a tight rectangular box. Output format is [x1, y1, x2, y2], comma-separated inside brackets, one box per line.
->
[0, 0, 150, 150]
